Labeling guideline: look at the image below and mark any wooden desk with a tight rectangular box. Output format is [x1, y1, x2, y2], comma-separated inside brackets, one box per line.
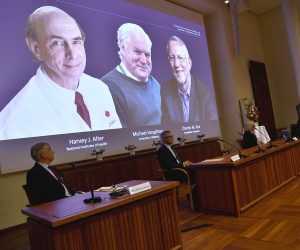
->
[192, 140, 299, 217]
[22, 180, 182, 250]
[55, 139, 222, 191]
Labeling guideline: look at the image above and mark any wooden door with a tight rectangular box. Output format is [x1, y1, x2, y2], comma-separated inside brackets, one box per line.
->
[249, 60, 276, 139]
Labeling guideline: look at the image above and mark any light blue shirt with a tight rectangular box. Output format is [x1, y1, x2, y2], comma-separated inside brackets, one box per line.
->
[177, 82, 191, 122]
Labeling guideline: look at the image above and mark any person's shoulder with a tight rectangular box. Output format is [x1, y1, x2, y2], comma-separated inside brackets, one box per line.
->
[27, 163, 40, 177]
[157, 144, 166, 152]
[161, 78, 177, 94]
[191, 74, 208, 88]
[101, 68, 123, 82]
[6, 73, 40, 103]
[148, 75, 160, 85]
[191, 74, 211, 94]
[163, 77, 176, 86]
[101, 69, 131, 90]
[243, 131, 251, 136]
[0, 75, 40, 123]
[162, 78, 176, 88]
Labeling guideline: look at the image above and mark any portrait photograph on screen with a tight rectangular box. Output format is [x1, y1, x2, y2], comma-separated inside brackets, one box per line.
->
[0, 0, 220, 173]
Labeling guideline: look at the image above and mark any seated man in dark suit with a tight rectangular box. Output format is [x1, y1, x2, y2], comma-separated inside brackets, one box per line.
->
[157, 130, 194, 182]
[243, 121, 258, 149]
[26, 142, 77, 205]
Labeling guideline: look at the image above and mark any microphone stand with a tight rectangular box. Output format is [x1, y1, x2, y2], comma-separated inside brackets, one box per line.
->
[71, 164, 102, 203]
[254, 144, 266, 153]
[217, 139, 248, 158]
[254, 127, 276, 149]
[84, 190, 102, 204]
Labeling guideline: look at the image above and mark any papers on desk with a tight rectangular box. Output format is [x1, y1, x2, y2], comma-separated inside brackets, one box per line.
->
[201, 158, 224, 163]
[254, 125, 270, 144]
[94, 186, 126, 192]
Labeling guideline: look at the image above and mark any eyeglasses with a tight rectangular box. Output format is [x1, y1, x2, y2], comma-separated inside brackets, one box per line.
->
[163, 135, 173, 139]
[168, 55, 190, 63]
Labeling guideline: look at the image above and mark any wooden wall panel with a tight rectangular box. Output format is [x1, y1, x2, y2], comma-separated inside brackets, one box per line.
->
[196, 168, 237, 215]
[58, 139, 221, 191]
[25, 184, 182, 250]
[193, 141, 299, 216]
[135, 153, 161, 180]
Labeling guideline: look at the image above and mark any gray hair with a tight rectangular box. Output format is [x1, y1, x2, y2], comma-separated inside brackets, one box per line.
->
[117, 23, 152, 49]
[25, 6, 86, 42]
[167, 35, 190, 58]
[30, 142, 50, 162]
[160, 130, 171, 140]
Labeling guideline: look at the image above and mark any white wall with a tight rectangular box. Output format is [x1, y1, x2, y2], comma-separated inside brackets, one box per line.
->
[0, 172, 28, 229]
[205, 7, 242, 142]
[259, 7, 299, 129]
[237, 11, 265, 97]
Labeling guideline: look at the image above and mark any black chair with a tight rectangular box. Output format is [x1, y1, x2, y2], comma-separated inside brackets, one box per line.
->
[22, 184, 32, 206]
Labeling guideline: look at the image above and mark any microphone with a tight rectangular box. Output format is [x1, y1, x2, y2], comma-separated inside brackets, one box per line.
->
[254, 144, 266, 153]
[254, 127, 276, 149]
[71, 163, 102, 203]
[84, 190, 102, 204]
[217, 139, 248, 158]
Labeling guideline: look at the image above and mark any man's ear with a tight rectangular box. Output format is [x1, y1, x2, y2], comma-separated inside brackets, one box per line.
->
[39, 150, 45, 160]
[25, 37, 43, 61]
[118, 46, 125, 62]
[189, 57, 192, 69]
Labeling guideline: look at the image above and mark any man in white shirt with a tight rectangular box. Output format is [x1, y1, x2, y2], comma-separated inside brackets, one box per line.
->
[0, 6, 121, 140]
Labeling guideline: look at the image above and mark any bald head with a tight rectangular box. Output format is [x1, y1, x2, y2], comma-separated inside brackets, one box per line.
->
[24, 6, 87, 89]
[25, 6, 85, 42]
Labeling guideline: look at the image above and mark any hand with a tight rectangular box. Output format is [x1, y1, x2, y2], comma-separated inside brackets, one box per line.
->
[183, 160, 193, 167]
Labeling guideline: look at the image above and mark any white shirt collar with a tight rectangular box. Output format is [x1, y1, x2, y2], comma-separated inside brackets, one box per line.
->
[163, 143, 172, 150]
[40, 66, 82, 95]
[178, 80, 191, 96]
[37, 162, 56, 178]
[117, 62, 148, 82]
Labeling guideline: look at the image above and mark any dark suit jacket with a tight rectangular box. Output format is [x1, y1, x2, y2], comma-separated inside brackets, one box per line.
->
[26, 163, 75, 205]
[157, 144, 195, 183]
[157, 144, 189, 182]
[243, 131, 258, 149]
[157, 144, 183, 170]
[161, 74, 217, 124]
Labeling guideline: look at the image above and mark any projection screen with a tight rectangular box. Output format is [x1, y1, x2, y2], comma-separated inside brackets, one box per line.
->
[0, 0, 220, 173]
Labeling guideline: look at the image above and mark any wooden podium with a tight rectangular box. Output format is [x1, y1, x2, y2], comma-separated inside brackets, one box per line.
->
[22, 180, 182, 250]
[192, 140, 300, 216]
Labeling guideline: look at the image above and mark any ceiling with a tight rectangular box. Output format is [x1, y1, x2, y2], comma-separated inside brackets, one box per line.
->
[167, 0, 281, 16]
[237, 0, 280, 15]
